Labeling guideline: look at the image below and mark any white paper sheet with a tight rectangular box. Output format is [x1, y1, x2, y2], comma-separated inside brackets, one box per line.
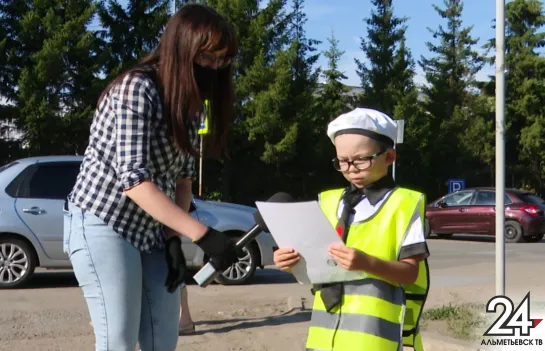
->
[255, 200, 366, 285]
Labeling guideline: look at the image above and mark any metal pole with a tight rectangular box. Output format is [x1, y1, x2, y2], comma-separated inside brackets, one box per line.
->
[495, 0, 506, 297]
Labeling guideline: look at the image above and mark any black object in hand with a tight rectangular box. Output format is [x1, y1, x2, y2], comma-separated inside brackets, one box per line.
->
[195, 227, 238, 272]
[192, 192, 295, 287]
[164, 236, 188, 293]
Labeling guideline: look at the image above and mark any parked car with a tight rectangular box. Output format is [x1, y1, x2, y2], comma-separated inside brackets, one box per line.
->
[425, 187, 545, 243]
[0, 156, 278, 289]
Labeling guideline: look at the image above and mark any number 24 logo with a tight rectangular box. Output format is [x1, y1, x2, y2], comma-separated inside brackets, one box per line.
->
[483, 292, 543, 337]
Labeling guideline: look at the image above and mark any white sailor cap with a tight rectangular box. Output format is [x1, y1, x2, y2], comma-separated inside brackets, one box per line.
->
[327, 107, 398, 146]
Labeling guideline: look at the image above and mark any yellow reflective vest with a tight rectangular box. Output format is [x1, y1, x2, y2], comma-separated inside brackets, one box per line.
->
[305, 187, 430, 351]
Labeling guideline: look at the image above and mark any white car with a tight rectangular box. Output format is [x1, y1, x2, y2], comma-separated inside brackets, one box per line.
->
[0, 156, 278, 289]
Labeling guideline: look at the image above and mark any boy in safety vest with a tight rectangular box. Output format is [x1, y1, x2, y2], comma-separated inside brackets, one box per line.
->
[273, 108, 430, 351]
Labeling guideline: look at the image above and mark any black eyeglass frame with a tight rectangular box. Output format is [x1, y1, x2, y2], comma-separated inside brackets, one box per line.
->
[332, 149, 389, 172]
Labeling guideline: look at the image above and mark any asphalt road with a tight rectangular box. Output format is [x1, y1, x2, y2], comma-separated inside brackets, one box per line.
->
[0, 235, 542, 350]
[10, 233, 543, 288]
[428, 234, 545, 269]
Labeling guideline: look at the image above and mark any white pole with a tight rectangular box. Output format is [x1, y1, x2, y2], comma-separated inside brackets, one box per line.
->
[393, 119, 404, 182]
[495, 0, 506, 297]
[392, 147, 396, 181]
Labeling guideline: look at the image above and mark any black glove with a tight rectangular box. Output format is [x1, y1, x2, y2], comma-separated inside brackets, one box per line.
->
[195, 227, 238, 272]
[164, 236, 188, 293]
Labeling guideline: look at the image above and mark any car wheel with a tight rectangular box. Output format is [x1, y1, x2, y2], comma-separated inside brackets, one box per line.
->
[0, 237, 36, 289]
[424, 218, 431, 239]
[523, 234, 544, 243]
[215, 238, 259, 285]
[504, 220, 524, 243]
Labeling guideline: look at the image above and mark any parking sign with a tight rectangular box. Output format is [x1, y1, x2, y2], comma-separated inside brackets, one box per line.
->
[448, 179, 466, 193]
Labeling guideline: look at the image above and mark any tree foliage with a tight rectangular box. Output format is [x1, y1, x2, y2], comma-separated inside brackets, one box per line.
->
[1, 0, 544, 201]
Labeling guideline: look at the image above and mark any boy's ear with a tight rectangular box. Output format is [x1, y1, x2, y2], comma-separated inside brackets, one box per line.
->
[385, 148, 397, 165]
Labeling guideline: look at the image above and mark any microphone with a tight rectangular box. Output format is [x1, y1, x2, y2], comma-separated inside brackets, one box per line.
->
[193, 192, 294, 287]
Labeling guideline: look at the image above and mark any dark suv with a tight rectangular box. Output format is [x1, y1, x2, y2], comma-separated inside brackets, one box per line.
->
[425, 187, 545, 243]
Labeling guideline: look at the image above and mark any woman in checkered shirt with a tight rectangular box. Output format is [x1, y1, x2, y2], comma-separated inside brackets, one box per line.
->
[64, 4, 239, 350]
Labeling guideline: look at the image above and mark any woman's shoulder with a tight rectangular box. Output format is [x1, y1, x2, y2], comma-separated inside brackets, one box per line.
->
[110, 67, 160, 100]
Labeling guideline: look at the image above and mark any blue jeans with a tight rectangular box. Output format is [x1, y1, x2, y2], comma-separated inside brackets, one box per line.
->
[64, 202, 182, 351]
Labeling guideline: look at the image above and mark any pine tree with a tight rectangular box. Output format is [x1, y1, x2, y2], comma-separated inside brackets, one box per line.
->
[174, 0, 200, 8]
[390, 42, 431, 192]
[203, 0, 326, 200]
[287, 0, 320, 87]
[193, 0, 295, 201]
[353, 0, 429, 190]
[0, 1, 27, 102]
[419, 0, 483, 122]
[0, 0, 31, 125]
[242, 0, 320, 163]
[492, 0, 545, 190]
[355, 0, 414, 116]
[310, 31, 353, 192]
[97, 0, 171, 79]
[244, 0, 321, 165]
[15, 0, 100, 154]
[418, 0, 487, 192]
[278, 0, 321, 167]
[317, 31, 350, 121]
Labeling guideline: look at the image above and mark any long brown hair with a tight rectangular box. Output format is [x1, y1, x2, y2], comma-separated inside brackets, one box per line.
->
[98, 4, 238, 158]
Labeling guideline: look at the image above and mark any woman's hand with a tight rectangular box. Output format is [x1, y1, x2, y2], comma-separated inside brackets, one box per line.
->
[273, 248, 301, 272]
[164, 236, 188, 293]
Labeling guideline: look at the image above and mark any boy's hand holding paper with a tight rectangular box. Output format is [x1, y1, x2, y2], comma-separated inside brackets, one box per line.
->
[328, 244, 369, 271]
[256, 200, 366, 285]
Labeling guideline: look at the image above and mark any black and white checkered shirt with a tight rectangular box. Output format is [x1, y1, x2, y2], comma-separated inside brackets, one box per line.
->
[68, 69, 201, 252]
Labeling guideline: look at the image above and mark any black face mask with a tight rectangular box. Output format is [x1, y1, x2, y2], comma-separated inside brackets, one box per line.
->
[194, 64, 219, 99]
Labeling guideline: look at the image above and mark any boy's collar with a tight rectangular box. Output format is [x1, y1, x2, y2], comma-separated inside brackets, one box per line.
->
[348, 175, 396, 206]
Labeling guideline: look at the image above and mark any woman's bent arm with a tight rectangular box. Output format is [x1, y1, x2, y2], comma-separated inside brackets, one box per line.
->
[124, 180, 207, 241]
[165, 178, 194, 238]
[113, 74, 207, 241]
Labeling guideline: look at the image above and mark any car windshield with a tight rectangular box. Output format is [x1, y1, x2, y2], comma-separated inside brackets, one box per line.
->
[520, 193, 545, 206]
[441, 191, 474, 206]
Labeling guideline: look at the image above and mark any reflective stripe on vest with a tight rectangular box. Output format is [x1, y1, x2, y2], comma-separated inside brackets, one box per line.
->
[305, 187, 429, 351]
[399, 192, 430, 351]
[308, 277, 405, 350]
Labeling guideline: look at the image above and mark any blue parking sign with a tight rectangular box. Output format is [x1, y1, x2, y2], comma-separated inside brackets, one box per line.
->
[448, 179, 466, 193]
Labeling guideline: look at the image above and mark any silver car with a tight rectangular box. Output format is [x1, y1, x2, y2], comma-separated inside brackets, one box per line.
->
[0, 156, 277, 289]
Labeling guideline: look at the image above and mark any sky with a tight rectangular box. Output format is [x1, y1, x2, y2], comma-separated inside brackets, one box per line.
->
[0, 0, 505, 108]
[300, 0, 498, 86]
[110, 0, 500, 87]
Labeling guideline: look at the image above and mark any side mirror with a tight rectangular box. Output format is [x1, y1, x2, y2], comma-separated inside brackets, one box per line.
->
[437, 201, 447, 208]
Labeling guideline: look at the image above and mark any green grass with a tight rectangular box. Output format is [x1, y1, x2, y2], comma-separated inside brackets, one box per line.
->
[421, 302, 486, 341]
[420, 298, 545, 342]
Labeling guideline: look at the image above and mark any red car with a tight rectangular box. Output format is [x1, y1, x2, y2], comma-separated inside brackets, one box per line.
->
[425, 187, 545, 243]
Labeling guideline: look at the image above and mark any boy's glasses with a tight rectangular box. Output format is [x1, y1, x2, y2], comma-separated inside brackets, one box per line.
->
[332, 150, 387, 172]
